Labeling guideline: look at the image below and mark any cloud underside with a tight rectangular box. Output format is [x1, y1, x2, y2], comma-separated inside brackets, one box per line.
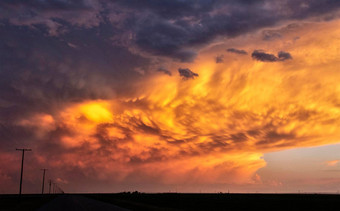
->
[2, 32, 340, 190]
[1, 0, 340, 61]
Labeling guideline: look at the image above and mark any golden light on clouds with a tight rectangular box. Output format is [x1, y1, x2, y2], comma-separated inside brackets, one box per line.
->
[325, 160, 339, 167]
[79, 101, 113, 123]
[13, 19, 340, 190]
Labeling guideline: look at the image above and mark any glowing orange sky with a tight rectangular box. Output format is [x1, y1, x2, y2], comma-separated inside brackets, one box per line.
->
[2, 19, 338, 193]
[1, 1, 340, 193]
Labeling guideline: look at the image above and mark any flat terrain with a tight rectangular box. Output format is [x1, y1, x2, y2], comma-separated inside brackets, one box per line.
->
[0, 194, 128, 211]
[38, 195, 129, 211]
[1, 193, 340, 210]
[0, 194, 55, 211]
[87, 193, 340, 211]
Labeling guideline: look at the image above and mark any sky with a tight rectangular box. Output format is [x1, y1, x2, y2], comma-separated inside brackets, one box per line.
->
[1, 0, 340, 194]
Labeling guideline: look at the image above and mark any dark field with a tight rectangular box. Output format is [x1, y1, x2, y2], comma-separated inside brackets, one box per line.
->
[0, 194, 56, 211]
[1, 193, 340, 210]
[87, 193, 340, 211]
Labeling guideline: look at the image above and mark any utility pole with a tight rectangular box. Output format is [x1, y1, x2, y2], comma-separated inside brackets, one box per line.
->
[49, 180, 52, 194]
[41, 169, 48, 194]
[16, 148, 32, 196]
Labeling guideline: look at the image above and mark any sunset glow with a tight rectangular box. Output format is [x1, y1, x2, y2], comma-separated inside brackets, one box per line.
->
[1, 1, 340, 194]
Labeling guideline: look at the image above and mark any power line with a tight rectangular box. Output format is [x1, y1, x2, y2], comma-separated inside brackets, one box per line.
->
[16, 148, 32, 196]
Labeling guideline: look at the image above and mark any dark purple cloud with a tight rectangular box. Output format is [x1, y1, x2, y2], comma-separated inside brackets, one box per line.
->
[0, 21, 150, 124]
[252, 50, 279, 62]
[251, 50, 292, 62]
[178, 68, 199, 80]
[226, 48, 248, 55]
[1, 0, 339, 61]
[0, 0, 91, 10]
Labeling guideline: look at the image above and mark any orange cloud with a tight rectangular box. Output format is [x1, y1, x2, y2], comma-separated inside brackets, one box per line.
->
[325, 160, 339, 167]
[13, 19, 340, 191]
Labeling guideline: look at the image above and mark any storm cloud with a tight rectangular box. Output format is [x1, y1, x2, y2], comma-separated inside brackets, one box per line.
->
[178, 68, 199, 79]
[1, 0, 340, 194]
[251, 50, 292, 62]
[0, 0, 339, 61]
[252, 50, 279, 62]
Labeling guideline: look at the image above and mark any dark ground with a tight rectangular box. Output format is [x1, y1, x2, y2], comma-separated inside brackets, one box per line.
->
[0, 194, 56, 211]
[86, 193, 340, 211]
[37, 195, 129, 211]
[1, 193, 340, 211]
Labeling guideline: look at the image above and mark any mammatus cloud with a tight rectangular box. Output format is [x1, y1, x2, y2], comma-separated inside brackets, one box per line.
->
[226, 48, 248, 55]
[251, 50, 292, 62]
[178, 68, 199, 79]
[1, 1, 340, 194]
